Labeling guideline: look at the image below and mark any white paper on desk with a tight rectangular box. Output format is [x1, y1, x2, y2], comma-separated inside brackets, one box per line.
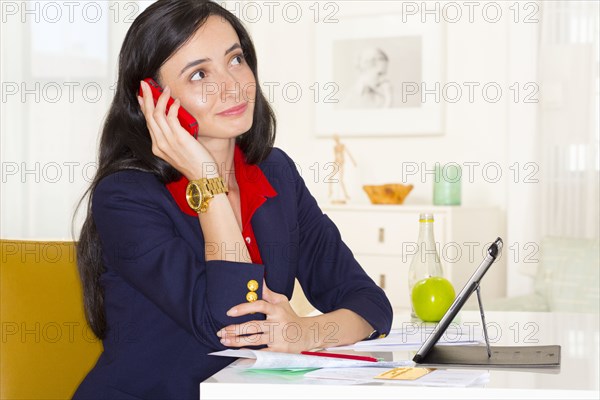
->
[305, 367, 489, 387]
[328, 323, 484, 351]
[209, 349, 412, 370]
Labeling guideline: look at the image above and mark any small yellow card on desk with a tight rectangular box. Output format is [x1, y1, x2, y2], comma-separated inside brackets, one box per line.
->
[374, 367, 435, 381]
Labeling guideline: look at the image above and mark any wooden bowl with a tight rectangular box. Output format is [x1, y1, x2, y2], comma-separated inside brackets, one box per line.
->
[362, 184, 414, 205]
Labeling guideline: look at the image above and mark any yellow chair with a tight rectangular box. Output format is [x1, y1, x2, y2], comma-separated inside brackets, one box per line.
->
[0, 240, 315, 398]
[1, 240, 102, 399]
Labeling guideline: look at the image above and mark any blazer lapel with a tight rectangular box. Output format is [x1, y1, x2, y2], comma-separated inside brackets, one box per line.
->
[252, 195, 297, 299]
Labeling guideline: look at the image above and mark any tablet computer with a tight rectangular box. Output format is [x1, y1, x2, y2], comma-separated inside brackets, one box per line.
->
[413, 237, 503, 363]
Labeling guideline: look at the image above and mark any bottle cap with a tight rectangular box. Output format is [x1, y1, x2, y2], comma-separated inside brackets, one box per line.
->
[419, 213, 434, 223]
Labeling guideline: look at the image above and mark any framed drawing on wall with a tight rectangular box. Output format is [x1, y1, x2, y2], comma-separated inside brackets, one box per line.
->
[315, 13, 445, 137]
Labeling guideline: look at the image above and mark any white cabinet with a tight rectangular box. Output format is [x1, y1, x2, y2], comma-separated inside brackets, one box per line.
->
[322, 205, 506, 309]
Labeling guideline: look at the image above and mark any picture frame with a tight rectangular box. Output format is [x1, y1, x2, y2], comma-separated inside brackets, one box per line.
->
[315, 13, 445, 137]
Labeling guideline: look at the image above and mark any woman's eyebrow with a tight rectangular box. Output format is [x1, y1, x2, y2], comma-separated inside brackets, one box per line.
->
[179, 43, 242, 77]
[224, 42, 242, 55]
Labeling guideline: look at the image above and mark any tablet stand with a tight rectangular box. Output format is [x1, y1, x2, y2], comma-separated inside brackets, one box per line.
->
[417, 285, 561, 367]
[475, 284, 491, 358]
[413, 238, 561, 367]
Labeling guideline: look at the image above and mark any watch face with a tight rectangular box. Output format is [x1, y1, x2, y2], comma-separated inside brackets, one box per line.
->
[186, 183, 203, 210]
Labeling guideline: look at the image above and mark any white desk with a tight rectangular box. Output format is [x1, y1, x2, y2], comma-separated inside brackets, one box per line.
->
[200, 310, 599, 399]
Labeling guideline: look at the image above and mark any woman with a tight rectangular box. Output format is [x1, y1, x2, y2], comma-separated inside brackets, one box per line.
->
[73, 1, 392, 398]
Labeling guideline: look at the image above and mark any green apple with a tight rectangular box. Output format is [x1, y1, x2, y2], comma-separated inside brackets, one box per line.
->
[411, 277, 456, 322]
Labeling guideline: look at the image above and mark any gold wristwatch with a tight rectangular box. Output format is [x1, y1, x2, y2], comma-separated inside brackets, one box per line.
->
[185, 177, 228, 213]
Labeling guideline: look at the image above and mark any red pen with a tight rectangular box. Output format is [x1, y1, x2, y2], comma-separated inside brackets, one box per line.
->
[301, 351, 378, 363]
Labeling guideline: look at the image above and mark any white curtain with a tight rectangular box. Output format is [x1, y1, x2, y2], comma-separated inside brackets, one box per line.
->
[0, 1, 150, 240]
[539, 0, 600, 239]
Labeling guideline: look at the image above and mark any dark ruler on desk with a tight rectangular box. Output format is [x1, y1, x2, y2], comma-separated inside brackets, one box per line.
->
[418, 345, 561, 367]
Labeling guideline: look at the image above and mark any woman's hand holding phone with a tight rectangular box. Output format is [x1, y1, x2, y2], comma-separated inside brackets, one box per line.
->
[138, 80, 217, 180]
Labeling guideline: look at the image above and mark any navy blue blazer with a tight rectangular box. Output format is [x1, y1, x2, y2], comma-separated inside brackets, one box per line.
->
[73, 148, 392, 399]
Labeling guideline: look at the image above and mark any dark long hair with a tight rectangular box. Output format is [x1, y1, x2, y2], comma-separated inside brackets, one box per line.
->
[73, 0, 276, 339]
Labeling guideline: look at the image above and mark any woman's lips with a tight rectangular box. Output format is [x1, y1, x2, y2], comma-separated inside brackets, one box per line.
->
[217, 102, 248, 116]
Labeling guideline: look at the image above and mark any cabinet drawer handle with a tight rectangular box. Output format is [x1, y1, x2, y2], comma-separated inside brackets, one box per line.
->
[378, 228, 385, 243]
[379, 274, 386, 289]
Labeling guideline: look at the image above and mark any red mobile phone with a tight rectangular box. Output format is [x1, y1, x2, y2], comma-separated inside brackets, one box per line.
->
[139, 78, 199, 139]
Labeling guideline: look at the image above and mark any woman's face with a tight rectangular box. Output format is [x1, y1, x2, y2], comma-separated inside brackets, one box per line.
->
[157, 15, 256, 140]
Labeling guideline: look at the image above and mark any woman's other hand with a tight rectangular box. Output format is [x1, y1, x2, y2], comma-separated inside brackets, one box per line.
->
[216, 281, 321, 353]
